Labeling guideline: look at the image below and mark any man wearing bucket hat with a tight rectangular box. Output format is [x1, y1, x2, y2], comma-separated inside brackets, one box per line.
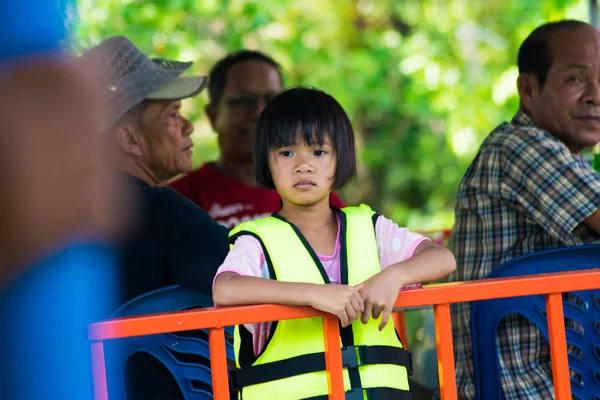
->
[80, 36, 230, 399]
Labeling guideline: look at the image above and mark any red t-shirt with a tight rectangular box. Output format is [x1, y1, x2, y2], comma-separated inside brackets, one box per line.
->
[169, 163, 346, 228]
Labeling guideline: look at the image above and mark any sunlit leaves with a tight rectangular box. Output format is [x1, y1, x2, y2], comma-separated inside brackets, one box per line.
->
[75, 0, 589, 229]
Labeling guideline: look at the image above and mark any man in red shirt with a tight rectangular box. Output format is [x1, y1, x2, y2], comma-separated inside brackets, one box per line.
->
[170, 50, 344, 227]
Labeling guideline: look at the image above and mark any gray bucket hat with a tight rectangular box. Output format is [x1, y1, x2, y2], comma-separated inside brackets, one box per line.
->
[79, 36, 207, 130]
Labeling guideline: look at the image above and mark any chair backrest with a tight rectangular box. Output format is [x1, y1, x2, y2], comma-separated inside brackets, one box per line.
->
[106, 285, 234, 400]
[470, 244, 600, 400]
[471, 245, 600, 400]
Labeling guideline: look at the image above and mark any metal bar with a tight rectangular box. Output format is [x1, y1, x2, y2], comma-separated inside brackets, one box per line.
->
[391, 270, 600, 308]
[323, 315, 344, 399]
[545, 293, 571, 399]
[434, 303, 457, 400]
[591, 0, 598, 29]
[208, 327, 230, 400]
[90, 341, 108, 400]
[89, 270, 600, 341]
[90, 304, 319, 341]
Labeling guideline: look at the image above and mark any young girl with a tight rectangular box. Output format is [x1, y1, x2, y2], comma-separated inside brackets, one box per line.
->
[213, 87, 456, 399]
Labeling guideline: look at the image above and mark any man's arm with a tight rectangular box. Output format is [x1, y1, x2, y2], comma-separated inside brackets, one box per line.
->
[157, 189, 230, 296]
[583, 208, 600, 235]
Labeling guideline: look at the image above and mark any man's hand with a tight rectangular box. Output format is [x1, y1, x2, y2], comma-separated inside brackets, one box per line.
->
[583, 208, 600, 236]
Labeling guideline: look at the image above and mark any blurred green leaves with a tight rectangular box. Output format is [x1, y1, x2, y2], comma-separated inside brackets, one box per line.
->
[74, 0, 589, 229]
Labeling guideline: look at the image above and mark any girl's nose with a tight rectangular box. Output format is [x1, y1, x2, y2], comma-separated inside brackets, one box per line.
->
[294, 156, 314, 173]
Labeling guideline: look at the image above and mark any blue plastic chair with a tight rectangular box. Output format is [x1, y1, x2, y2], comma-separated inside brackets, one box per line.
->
[470, 244, 600, 400]
[106, 285, 235, 400]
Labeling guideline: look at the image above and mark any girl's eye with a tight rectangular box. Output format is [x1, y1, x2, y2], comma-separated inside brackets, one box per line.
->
[568, 76, 583, 84]
[314, 149, 327, 156]
[280, 151, 293, 157]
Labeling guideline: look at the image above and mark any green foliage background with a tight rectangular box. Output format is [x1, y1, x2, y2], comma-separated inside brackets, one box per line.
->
[74, 0, 589, 231]
[73, 0, 592, 382]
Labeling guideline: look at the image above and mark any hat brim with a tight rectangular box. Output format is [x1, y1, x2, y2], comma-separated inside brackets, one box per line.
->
[146, 76, 207, 100]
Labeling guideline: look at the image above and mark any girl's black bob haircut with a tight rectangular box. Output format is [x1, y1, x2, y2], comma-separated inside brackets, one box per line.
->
[254, 87, 357, 190]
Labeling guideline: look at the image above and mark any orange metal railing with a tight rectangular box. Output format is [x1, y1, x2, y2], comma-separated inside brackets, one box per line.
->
[88, 269, 600, 400]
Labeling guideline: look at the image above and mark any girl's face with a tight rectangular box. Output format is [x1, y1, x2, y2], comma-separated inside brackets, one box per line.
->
[268, 135, 336, 207]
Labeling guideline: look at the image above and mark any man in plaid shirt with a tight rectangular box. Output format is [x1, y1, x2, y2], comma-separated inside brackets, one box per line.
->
[444, 20, 600, 399]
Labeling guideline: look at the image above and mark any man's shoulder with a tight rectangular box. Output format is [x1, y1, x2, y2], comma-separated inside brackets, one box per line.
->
[483, 116, 565, 156]
[153, 185, 203, 213]
[150, 185, 230, 236]
[457, 115, 555, 187]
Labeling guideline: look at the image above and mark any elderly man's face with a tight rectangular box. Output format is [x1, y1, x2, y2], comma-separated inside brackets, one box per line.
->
[137, 100, 195, 181]
[526, 26, 600, 153]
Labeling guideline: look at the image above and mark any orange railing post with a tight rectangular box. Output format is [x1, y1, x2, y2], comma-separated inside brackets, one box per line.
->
[91, 341, 108, 400]
[208, 327, 230, 399]
[323, 315, 345, 399]
[546, 293, 572, 399]
[434, 303, 457, 400]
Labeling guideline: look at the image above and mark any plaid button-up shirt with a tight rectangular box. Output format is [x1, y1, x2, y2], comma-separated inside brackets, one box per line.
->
[445, 110, 600, 399]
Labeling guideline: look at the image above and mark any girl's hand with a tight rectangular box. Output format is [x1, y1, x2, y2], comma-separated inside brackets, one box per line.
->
[356, 241, 456, 330]
[309, 284, 364, 327]
[355, 268, 404, 330]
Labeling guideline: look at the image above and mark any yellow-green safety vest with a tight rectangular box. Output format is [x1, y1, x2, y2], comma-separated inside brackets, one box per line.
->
[228, 204, 413, 400]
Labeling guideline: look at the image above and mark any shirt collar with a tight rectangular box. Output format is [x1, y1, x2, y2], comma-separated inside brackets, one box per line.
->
[115, 171, 151, 188]
[511, 109, 591, 162]
[511, 109, 537, 128]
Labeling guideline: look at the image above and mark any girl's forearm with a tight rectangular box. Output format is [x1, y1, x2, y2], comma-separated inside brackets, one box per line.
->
[387, 243, 456, 286]
[213, 273, 318, 307]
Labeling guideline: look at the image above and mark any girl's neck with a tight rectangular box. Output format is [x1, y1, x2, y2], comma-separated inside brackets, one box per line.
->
[279, 198, 338, 256]
[278, 198, 335, 231]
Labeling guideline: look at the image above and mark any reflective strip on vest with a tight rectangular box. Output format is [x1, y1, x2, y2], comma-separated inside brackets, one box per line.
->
[229, 204, 412, 399]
